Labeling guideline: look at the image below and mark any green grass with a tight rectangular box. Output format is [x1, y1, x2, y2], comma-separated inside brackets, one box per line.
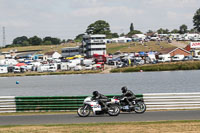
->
[0, 70, 101, 77]
[106, 41, 175, 54]
[0, 43, 80, 54]
[1, 41, 175, 55]
[0, 120, 199, 127]
[0, 120, 200, 133]
[111, 61, 200, 73]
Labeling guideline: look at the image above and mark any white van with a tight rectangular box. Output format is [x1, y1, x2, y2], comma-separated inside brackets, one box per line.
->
[13, 66, 21, 73]
[157, 54, 171, 63]
[60, 62, 69, 71]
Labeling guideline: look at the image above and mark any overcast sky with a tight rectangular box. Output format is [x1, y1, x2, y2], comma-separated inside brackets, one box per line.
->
[0, 0, 200, 45]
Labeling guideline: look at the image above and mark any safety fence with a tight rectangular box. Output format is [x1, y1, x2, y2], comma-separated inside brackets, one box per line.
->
[0, 93, 200, 113]
[143, 92, 200, 110]
[0, 96, 16, 113]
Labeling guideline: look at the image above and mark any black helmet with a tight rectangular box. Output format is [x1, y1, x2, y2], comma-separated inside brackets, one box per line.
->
[93, 91, 99, 96]
[121, 86, 127, 93]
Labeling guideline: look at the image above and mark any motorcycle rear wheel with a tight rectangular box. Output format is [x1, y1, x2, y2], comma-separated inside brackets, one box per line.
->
[107, 104, 120, 116]
[134, 101, 146, 114]
[77, 105, 91, 117]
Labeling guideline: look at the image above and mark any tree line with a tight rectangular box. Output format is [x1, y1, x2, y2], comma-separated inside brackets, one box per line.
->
[9, 8, 200, 47]
[8, 36, 65, 48]
[74, 8, 200, 41]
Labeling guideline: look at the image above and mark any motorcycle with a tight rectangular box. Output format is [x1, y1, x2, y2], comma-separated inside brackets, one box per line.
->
[77, 96, 120, 117]
[114, 96, 146, 113]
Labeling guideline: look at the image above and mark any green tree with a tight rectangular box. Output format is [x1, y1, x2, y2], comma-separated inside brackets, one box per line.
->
[29, 36, 42, 45]
[74, 33, 85, 42]
[86, 20, 111, 36]
[43, 36, 60, 45]
[189, 28, 196, 33]
[171, 29, 179, 33]
[193, 8, 200, 32]
[13, 36, 28, 45]
[111, 33, 119, 38]
[127, 30, 142, 38]
[43, 37, 52, 44]
[51, 37, 61, 45]
[61, 39, 66, 43]
[130, 23, 134, 32]
[120, 33, 125, 37]
[147, 30, 154, 34]
[157, 28, 169, 34]
[22, 41, 30, 46]
[179, 24, 188, 34]
[43, 41, 52, 45]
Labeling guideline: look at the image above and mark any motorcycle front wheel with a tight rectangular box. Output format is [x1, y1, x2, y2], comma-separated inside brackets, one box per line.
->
[134, 101, 146, 114]
[77, 104, 91, 117]
[107, 104, 120, 116]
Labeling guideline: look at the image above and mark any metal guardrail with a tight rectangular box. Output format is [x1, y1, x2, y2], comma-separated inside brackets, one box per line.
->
[15, 95, 143, 112]
[15, 96, 87, 112]
[1, 93, 200, 113]
[143, 92, 200, 110]
[0, 96, 16, 113]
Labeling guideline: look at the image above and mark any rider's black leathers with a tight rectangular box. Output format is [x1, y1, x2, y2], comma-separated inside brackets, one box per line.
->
[92, 93, 109, 109]
[121, 90, 136, 107]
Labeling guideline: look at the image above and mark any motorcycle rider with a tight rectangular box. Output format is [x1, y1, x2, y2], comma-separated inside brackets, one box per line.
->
[121, 86, 136, 108]
[92, 91, 109, 111]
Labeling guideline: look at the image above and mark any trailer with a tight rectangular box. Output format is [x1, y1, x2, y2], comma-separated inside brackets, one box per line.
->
[60, 62, 69, 71]
[157, 54, 171, 63]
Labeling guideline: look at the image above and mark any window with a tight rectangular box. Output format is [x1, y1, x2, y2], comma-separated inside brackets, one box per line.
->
[88, 48, 106, 51]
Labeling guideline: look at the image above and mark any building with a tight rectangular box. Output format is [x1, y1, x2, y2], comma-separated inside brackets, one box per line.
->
[44, 51, 61, 59]
[61, 47, 80, 57]
[159, 47, 191, 56]
[82, 34, 106, 58]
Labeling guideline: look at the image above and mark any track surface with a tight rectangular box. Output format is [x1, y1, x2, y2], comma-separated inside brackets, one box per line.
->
[0, 110, 200, 125]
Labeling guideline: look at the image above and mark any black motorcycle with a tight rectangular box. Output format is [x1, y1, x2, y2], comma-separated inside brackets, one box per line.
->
[114, 96, 146, 113]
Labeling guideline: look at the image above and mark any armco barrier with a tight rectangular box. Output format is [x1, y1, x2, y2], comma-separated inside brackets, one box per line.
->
[15, 94, 142, 112]
[1, 93, 200, 113]
[0, 96, 16, 113]
[143, 92, 200, 110]
[15, 96, 87, 112]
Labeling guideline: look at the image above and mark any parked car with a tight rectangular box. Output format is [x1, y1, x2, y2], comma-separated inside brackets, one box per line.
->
[193, 56, 200, 61]
[150, 37, 159, 41]
[116, 62, 124, 68]
[183, 55, 193, 61]
[85, 65, 94, 70]
[48, 66, 57, 72]
[13, 66, 25, 73]
[93, 63, 104, 69]
[134, 59, 145, 65]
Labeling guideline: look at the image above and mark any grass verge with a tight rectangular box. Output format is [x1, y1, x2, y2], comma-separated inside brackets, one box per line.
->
[0, 70, 101, 77]
[0, 111, 76, 116]
[0, 120, 200, 133]
[111, 61, 200, 73]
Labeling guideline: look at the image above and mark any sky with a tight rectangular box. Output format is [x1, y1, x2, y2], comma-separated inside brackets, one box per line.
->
[0, 0, 200, 45]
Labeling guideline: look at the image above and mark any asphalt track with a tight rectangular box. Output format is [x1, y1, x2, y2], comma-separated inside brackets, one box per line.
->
[0, 110, 200, 125]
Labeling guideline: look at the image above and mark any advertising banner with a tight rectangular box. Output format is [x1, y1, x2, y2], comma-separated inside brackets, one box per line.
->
[190, 42, 200, 48]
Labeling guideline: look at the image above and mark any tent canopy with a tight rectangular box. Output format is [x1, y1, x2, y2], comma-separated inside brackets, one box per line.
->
[16, 63, 27, 67]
